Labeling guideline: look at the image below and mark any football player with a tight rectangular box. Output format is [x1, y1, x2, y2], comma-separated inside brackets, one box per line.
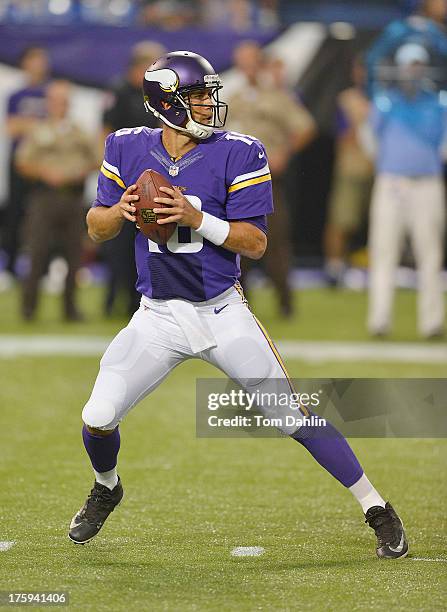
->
[69, 51, 408, 559]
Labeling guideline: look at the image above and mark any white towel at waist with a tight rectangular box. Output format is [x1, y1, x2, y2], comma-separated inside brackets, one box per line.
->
[166, 299, 217, 354]
[139, 285, 241, 354]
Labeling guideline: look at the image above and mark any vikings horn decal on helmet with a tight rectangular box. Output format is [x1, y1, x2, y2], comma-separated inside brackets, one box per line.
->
[143, 51, 228, 139]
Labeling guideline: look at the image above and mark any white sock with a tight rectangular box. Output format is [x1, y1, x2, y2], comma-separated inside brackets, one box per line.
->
[94, 467, 118, 491]
[349, 473, 386, 513]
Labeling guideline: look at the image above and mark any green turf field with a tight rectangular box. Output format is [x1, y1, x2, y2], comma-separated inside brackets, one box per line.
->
[0, 286, 446, 611]
[0, 283, 444, 342]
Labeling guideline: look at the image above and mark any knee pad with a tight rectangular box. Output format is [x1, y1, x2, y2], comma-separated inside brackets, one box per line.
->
[82, 398, 116, 429]
[226, 336, 272, 385]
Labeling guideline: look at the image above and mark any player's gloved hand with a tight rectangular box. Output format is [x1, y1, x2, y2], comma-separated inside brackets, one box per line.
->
[118, 185, 139, 222]
[153, 186, 203, 229]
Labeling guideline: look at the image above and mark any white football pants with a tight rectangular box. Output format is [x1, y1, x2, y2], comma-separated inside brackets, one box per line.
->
[368, 173, 445, 336]
[82, 285, 305, 435]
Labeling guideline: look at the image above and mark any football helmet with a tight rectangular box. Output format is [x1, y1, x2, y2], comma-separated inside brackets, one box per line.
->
[143, 50, 228, 139]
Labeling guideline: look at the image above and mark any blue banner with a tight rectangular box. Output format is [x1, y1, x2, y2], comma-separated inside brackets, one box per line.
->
[0, 25, 278, 87]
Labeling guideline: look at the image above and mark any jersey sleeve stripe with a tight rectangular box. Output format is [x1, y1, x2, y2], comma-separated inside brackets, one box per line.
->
[228, 173, 271, 193]
[230, 162, 270, 186]
[102, 159, 122, 177]
[100, 164, 126, 190]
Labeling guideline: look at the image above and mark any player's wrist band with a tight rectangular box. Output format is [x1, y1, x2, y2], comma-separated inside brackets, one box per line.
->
[196, 212, 230, 246]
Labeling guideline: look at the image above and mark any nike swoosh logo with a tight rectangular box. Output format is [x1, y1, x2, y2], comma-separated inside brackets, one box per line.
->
[258, 151, 265, 158]
[214, 304, 229, 315]
[69, 512, 82, 530]
[389, 532, 405, 553]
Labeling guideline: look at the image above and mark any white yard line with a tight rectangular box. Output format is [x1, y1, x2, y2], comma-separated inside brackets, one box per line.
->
[0, 336, 110, 357]
[0, 335, 446, 363]
[0, 541, 16, 552]
[231, 546, 265, 557]
[410, 557, 447, 562]
[277, 340, 447, 364]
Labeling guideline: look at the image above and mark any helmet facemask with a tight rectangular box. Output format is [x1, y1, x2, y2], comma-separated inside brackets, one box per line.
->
[143, 62, 228, 139]
[177, 80, 228, 139]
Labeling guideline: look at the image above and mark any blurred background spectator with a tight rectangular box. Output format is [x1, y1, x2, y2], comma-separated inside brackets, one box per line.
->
[139, 1, 197, 30]
[367, 0, 447, 95]
[199, 0, 280, 31]
[102, 42, 165, 138]
[0, 0, 442, 30]
[324, 56, 374, 287]
[15, 80, 97, 321]
[2, 46, 50, 287]
[364, 43, 447, 338]
[227, 41, 316, 317]
[0, 0, 281, 29]
[101, 40, 165, 317]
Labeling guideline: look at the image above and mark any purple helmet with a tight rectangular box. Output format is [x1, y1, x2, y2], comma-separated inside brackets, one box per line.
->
[143, 50, 228, 139]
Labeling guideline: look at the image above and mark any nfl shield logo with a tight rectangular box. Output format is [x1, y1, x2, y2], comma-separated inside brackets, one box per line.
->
[169, 165, 179, 177]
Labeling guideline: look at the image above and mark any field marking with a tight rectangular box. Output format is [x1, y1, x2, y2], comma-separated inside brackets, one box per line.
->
[0, 336, 110, 357]
[278, 341, 447, 364]
[0, 335, 446, 363]
[410, 557, 447, 562]
[0, 541, 16, 551]
[231, 546, 265, 557]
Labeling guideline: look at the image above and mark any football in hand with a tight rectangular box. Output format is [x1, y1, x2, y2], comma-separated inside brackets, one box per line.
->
[134, 169, 177, 244]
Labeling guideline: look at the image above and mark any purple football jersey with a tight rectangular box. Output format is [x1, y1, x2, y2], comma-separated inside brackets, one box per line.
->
[93, 127, 273, 301]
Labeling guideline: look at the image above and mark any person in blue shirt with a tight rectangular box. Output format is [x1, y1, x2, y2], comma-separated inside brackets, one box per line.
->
[366, 0, 447, 95]
[365, 43, 447, 338]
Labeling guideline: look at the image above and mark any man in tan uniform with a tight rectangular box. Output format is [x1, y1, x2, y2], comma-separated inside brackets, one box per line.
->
[324, 57, 374, 286]
[227, 41, 316, 316]
[15, 80, 97, 321]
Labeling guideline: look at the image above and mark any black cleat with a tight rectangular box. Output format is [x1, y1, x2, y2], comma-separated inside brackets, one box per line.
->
[69, 478, 123, 544]
[365, 502, 409, 559]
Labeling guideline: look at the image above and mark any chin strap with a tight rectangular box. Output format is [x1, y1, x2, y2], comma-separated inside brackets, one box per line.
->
[144, 100, 214, 140]
[184, 119, 214, 139]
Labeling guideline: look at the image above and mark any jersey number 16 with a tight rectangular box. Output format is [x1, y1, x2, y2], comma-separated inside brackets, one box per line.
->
[147, 196, 203, 254]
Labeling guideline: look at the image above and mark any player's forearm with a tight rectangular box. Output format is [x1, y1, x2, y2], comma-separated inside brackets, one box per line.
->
[193, 213, 267, 259]
[224, 222, 267, 260]
[86, 204, 125, 243]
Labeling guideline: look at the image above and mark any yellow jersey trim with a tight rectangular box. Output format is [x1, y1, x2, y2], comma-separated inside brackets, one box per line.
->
[228, 173, 271, 194]
[100, 164, 126, 190]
